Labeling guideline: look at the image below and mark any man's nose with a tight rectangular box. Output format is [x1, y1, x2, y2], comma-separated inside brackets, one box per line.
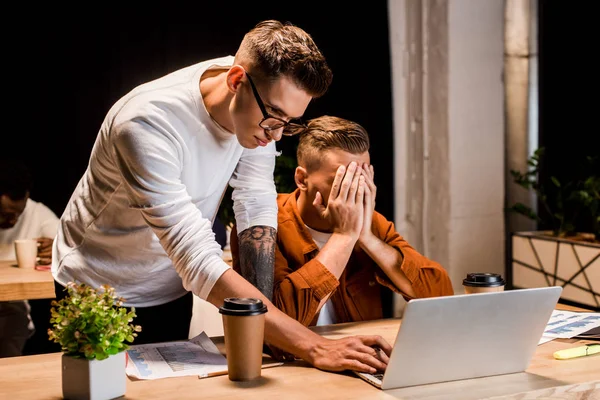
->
[265, 127, 284, 142]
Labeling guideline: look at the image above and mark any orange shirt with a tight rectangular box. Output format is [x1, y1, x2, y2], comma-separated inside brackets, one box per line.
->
[231, 190, 454, 327]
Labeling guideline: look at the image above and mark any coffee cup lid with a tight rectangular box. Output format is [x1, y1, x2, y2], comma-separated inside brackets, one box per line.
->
[462, 272, 506, 287]
[219, 298, 268, 316]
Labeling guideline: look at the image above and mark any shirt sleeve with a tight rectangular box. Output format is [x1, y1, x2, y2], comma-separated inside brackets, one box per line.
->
[372, 213, 454, 299]
[36, 202, 60, 238]
[229, 142, 278, 233]
[272, 251, 339, 326]
[112, 118, 230, 300]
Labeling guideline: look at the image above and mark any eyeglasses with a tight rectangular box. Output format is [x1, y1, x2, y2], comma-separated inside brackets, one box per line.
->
[245, 72, 307, 136]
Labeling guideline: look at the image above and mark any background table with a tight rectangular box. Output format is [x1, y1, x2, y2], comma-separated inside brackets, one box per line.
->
[0, 260, 54, 301]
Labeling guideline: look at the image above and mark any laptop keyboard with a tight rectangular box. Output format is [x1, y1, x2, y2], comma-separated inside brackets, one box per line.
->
[357, 371, 384, 387]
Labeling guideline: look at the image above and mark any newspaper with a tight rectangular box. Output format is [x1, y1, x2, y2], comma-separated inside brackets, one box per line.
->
[126, 332, 230, 380]
[126, 332, 283, 380]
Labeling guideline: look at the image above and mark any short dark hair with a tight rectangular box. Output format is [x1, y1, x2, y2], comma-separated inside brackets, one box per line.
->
[236, 20, 333, 98]
[297, 116, 370, 172]
[0, 159, 33, 200]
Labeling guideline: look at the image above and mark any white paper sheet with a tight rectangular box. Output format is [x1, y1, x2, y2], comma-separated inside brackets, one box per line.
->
[126, 332, 229, 380]
[542, 310, 600, 338]
[537, 310, 600, 345]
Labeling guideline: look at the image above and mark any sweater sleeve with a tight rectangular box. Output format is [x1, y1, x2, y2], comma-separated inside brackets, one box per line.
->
[112, 119, 230, 300]
[229, 142, 278, 233]
[372, 213, 454, 299]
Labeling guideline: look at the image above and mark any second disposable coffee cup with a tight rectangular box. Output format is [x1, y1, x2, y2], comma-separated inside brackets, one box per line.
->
[463, 272, 506, 294]
[14, 239, 38, 269]
[219, 297, 268, 381]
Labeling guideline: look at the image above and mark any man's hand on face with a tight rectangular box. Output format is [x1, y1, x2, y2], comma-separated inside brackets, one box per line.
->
[358, 163, 377, 245]
[312, 161, 365, 241]
[36, 237, 53, 265]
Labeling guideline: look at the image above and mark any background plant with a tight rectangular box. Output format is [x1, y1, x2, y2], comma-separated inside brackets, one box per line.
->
[48, 282, 141, 360]
[509, 147, 599, 240]
[577, 170, 600, 240]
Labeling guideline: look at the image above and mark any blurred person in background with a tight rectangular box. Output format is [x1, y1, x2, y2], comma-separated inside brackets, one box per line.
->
[0, 159, 59, 357]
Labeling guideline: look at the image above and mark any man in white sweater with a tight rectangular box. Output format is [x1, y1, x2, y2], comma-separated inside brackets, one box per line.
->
[0, 160, 59, 357]
[52, 20, 390, 373]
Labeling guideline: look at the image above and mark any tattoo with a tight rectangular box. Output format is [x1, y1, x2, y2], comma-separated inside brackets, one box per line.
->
[238, 226, 276, 300]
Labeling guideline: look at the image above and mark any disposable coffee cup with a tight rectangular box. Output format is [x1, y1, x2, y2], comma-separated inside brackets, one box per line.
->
[14, 239, 38, 269]
[219, 298, 268, 381]
[463, 272, 506, 294]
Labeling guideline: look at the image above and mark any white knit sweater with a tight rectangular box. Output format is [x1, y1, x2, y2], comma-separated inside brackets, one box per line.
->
[53, 56, 278, 307]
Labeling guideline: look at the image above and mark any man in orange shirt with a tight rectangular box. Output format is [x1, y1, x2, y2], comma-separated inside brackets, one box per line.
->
[231, 116, 453, 327]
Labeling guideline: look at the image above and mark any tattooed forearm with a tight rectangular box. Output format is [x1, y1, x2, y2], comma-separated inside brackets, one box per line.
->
[238, 226, 276, 300]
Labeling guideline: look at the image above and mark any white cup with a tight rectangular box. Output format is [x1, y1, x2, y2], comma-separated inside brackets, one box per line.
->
[14, 239, 38, 269]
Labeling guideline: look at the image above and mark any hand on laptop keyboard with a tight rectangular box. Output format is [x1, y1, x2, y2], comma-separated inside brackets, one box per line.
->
[309, 335, 392, 373]
[371, 345, 390, 364]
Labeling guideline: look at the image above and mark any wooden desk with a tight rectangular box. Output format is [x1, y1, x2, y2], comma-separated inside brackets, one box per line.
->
[0, 260, 55, 301]
[0, 311, 597, 399]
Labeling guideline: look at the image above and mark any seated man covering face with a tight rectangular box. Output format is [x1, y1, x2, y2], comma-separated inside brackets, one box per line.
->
[231, 115, 454, 327]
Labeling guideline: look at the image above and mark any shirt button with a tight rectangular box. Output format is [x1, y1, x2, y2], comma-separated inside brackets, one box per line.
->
[369, 281, 376, 287]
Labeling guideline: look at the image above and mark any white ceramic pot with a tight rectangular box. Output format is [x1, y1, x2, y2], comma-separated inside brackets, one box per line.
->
[61, 351, 126, 400]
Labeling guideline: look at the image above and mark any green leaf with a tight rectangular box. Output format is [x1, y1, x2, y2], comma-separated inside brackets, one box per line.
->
[507, 203, 539, 221]
[551, 176, 561, 187]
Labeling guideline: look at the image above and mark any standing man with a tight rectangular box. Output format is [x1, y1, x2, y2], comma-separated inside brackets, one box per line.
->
[53, 20, 390, 373]
[0, 159, 59, 357]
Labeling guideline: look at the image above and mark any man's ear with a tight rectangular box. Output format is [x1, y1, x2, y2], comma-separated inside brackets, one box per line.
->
[295, 166, 308, 191]
[226, 65, 246, 94]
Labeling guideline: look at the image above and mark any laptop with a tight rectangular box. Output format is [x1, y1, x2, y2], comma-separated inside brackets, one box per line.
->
[356, 286, 562, 390]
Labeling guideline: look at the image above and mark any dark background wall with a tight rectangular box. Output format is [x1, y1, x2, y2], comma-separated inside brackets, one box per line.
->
[8, 2, 395, 224]
[9, 2, 394, 355]
[13, 1, 596, 239]
[537, 0, 600, 233]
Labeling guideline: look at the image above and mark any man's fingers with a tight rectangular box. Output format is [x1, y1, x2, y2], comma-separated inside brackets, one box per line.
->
[359, 335, 393, 356]
[342, 359, 378, 374]
[329, 165, 346, 200]
[361, 163, 370, 179]
[38, 250, 52, 258]
[338, 162, 357, 202]
[348, 165, 362, 203]
[356, 175, 365, 205]
[344, 350, 387, 373]
[363, 182, 371, 205]
[36, 238, 53, 252]
[312, 191, 326, 216]
[364, 344, 390, 364]
[361, 164, 376, 190]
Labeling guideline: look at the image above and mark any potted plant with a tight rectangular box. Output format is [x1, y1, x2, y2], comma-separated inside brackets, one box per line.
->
[48, 282, 141, 400]
[509, 148, 600, 310]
